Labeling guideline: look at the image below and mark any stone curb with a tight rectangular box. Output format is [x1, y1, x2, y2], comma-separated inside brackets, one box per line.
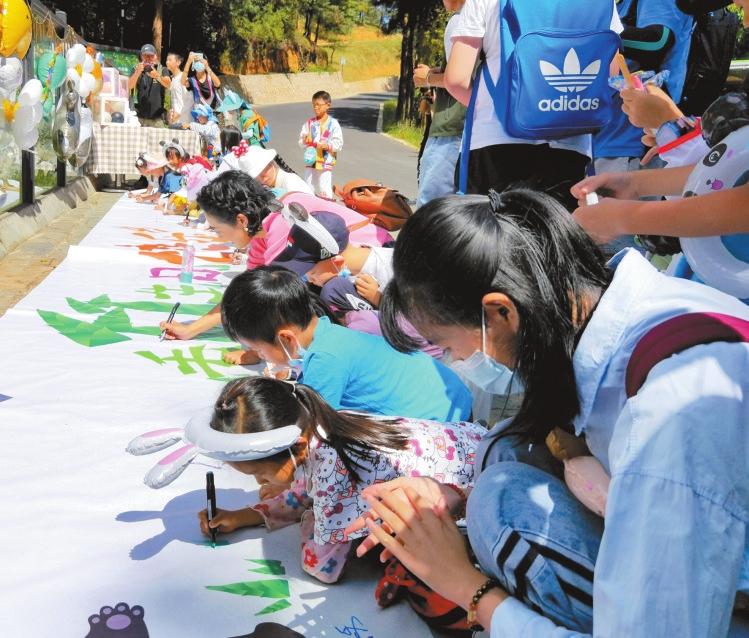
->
[0, 177, 100, 261]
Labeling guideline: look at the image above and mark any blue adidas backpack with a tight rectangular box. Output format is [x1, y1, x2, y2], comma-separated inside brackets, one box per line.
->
[459, 0, 620, 192]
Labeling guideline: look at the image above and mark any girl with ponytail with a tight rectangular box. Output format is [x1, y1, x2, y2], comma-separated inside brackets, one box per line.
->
[198, 375, 485, 584]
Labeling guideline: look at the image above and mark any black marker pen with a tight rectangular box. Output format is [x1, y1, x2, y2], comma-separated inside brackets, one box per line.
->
[206, 471, 217, 547]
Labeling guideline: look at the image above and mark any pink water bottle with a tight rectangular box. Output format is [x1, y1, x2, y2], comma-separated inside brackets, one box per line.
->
[179, 241, 196, 283]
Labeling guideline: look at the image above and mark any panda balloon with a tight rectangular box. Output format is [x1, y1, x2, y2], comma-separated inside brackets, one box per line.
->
[679, 93, 749, 300]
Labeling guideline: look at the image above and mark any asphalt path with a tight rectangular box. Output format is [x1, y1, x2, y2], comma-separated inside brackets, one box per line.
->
[257, 93, 419, 201]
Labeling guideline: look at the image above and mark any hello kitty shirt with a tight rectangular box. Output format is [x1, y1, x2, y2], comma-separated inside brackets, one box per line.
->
[250, 417, 485, 583]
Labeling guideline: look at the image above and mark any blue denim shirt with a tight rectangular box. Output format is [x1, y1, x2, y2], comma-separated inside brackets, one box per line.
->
[491, 250, 749, 637]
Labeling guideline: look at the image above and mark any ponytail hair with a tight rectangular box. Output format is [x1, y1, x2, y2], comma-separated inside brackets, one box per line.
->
[273, 153, 298, 176]
[211, 377, 407, 482]
[220, 125, 242, 154]
[381, 189, 611, 443]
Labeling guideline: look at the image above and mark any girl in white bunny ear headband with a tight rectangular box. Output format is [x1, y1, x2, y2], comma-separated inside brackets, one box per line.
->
[128, 376, 485, 584]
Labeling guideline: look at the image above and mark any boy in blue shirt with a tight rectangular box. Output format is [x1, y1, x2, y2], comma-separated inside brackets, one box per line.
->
[220, 265, 473, 422]
[594, 0, 693, 171]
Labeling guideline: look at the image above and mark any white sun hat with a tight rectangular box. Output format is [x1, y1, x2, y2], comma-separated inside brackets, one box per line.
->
[217, 145, 277, 179]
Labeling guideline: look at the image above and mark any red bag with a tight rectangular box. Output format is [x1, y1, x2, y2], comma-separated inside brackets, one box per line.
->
[375, 558, 473, 636]
[625, 312, 749, 397]
[334, 179, 413, 231]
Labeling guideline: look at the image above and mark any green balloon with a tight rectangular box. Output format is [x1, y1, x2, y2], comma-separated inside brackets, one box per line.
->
[35, 51, 67, 90]
[35, 51, 54, 82]
[50, 56, 67, 90]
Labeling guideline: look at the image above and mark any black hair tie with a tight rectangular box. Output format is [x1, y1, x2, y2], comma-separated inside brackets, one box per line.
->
[487, 189, 505, 222]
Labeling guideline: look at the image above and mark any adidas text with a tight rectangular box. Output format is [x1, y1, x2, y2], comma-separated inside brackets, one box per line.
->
[538, 95, 600, 112]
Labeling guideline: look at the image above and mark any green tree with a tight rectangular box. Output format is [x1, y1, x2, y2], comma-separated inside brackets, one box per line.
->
[376, 0, 443, 121]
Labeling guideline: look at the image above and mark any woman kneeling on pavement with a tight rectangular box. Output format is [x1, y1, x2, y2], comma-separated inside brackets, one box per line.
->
[347, 189, 749, 637]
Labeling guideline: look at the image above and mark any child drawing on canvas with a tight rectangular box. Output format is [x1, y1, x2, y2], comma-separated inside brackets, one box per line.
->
[197, 376, 485, 583]
[130, 153, 167, 205]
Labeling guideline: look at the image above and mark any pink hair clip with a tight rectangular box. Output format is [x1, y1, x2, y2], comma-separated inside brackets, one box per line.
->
[232, 140, 250, 158]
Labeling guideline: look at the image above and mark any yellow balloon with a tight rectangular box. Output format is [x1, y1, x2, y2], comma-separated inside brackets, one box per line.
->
[0, 0, 32, 59]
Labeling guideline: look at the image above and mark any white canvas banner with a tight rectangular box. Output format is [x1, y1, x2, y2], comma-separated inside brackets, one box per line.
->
[0, 196, 430, 637]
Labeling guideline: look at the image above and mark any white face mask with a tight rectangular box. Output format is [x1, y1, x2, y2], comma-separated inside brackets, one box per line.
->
[449, 308, 521, 396]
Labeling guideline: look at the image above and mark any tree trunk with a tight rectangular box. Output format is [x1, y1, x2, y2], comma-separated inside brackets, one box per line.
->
[314, 15, 321, 44]
[305, 1, 316, 38]
[396, 13, 416, 122]
[152, 0, 164, 57]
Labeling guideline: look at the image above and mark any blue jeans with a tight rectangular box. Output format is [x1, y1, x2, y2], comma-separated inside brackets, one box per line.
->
[468, 425, 603, 631]
[417, 136, 461, 209]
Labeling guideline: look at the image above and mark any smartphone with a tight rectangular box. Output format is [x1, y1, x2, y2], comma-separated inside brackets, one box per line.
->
[194, 52, 204, 60]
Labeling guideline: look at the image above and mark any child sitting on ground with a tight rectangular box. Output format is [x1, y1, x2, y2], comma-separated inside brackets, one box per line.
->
[298, 91, 342, 199]
[221, 265, 473, 421]
[197, 376, 484, 583]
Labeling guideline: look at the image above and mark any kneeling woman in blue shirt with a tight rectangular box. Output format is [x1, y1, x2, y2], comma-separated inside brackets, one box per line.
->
[348, 189, 749, 637]
[220, 266, 473, 422]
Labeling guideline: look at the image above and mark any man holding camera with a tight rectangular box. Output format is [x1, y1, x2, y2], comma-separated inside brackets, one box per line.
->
[128, 43, 172, 127]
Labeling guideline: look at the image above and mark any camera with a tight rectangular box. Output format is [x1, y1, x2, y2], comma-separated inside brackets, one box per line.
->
[144, 64, 154, 73]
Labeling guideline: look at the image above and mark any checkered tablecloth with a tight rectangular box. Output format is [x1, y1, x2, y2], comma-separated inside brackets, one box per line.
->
[89, 125, 202, 176]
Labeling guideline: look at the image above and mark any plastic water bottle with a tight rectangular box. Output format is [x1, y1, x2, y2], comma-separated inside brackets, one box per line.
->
[180, 241, 196, 283]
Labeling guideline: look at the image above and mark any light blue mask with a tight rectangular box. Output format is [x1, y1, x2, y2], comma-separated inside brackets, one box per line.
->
[193, 62, 206, 72]
[280, 338, 306, 369]
[337, 265, 356, 283]
[449, 309, 521, 396]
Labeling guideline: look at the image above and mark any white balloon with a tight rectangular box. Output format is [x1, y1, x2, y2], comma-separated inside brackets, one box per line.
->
[66, 44, 86, 67]
[31, 102, 43, 125]
[18, 79, 43, 106]
[66, 69, 81, 91]
[82, 55, 95, 73]
[0, 57, 23, 96]
[12, 104, 37, 133]
[79, 74, 96, 98]
[13, 126, 38, 150]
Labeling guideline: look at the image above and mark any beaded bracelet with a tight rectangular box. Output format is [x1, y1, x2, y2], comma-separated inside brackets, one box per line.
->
[467, 577, 500, 630]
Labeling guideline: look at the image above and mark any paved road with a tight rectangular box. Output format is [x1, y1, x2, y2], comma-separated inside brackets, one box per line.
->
[258, 93, 419, 201]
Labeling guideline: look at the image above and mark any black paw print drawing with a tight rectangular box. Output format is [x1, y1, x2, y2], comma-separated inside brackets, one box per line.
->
[85, 603, 149, 638]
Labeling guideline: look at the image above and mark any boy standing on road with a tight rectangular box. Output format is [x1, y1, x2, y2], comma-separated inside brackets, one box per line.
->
[299, 91, 343, 199]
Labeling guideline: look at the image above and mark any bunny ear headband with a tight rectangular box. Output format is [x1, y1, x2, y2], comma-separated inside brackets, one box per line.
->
[126, 407, 302, 489]
[282, 202, 340, 256]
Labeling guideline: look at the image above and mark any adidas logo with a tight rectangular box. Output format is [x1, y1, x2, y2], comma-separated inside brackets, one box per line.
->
[539, 48, 601, 94]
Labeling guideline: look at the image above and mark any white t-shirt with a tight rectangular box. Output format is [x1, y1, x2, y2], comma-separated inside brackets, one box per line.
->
[275, 169, 314, 196]
[361, 246, 394, 291]
[169, 72, 185, 114]
[444, 12, 462, 60]
[452, 0, 623, 156]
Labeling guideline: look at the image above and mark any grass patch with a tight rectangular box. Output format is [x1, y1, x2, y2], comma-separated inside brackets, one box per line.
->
[311, 26, 402, 81]
[381, 100, 425, 148]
